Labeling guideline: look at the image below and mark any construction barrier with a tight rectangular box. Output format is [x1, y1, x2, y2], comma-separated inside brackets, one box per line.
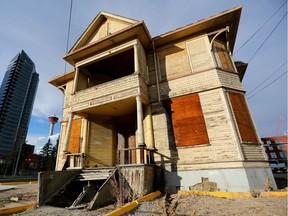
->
[0, 181, 37, 185]
[178, 190, 288, 198]
[0, 203, 36, 215]
[106, 190, 161, 216]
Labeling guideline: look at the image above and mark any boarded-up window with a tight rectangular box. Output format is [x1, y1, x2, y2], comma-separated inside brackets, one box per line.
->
[186, 36, 214, 72]
[170, 94, 209, 147]
[213, 40, 234, 71]
[228, 92, 258, 143]
[68, 119, 82, 153]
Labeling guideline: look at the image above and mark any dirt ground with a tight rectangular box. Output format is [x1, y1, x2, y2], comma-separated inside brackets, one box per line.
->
[0, 183, 287, 216]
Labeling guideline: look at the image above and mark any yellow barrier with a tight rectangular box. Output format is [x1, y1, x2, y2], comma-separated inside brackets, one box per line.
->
[0, 181, 38, 185]
[106, 191, 161, 216]
[178, 190, 288, 198]
[137, 190, 162, 202]
[0, 203, 36, 215]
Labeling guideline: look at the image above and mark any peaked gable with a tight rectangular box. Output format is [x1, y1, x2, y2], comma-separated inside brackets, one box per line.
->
[70, 11, 139, 52]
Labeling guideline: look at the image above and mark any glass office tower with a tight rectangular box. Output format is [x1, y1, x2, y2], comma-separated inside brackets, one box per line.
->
[0, 50, 39, 156]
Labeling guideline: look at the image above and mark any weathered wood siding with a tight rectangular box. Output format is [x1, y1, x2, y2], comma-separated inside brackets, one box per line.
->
[186, 36, 214, 72]
[88, 18, 132, 44]
[242, 144, 266, 160]
[149, 34, 245, 168]
[157, 41, 191, 81]
[153, 89, 241, 169]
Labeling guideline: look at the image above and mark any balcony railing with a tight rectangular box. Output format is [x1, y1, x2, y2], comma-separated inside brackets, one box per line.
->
[70, 74, 148, 111]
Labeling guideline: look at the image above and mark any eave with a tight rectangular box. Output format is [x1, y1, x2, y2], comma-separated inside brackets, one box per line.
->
[152, 6, 242, 53]
[48, 70, 75, 87]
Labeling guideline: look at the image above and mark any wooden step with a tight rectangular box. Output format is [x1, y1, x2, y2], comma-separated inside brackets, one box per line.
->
[73, 168, 114, 181]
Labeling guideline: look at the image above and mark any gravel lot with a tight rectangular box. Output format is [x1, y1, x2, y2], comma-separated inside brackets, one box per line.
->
[1, 183, 287, 216]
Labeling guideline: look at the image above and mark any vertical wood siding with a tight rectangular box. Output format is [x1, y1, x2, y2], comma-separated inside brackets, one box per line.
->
[87, 119, 115, 167]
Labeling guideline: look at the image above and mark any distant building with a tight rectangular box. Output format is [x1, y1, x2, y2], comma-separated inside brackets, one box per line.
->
[262, 136, 288, 163]
[36, 133, 60, 154]
[22, 143, 35, 155]
[0, 50, 39, 156]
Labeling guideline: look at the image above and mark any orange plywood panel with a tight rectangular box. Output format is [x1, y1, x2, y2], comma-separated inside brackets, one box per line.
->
[68, 119, 82, 153]
[171, 94, 209, 146]
[228, 92, 258, 143]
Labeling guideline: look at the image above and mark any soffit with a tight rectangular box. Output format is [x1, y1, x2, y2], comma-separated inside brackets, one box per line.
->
[79, 97, 136, 117]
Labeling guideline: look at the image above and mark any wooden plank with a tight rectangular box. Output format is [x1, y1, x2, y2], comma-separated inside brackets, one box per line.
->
[68, 119, 82, 153]
[228, 92, 258, 143]
[213, 39, 234, 71]
[171, 93, 209, 146]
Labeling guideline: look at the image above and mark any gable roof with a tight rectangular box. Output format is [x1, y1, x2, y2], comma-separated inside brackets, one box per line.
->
[64, 11, 151, 65]
[70, 11, 139, 52]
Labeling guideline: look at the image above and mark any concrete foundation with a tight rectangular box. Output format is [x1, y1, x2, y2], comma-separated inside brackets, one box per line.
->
[165, 167, 277, 193]
[119, 164, 155, 196]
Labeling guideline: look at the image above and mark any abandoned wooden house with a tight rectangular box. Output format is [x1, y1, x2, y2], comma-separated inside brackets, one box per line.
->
[38, 6, 277, 209]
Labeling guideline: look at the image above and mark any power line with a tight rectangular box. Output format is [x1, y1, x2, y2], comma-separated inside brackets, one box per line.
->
[234, 1, 287, 55]
[64, 0, 73, 73]
[247, 70, 287, 100]
[247, 61, 287, 96]
[248, 12, 287, 63]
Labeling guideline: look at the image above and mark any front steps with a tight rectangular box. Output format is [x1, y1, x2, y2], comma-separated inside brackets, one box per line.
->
[39, 167, 117, 210]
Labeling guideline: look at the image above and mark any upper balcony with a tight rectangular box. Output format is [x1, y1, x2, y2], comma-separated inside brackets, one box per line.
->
[70, 73, 148, 114]
[64, 39, 149, 114]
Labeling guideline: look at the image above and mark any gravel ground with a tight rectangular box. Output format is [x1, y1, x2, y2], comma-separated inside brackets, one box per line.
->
[0, 183, 37, 208]
[126, 194, 288, 216]
[1, 183, 287, 216]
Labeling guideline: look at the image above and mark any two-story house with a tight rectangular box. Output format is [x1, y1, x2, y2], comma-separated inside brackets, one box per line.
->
[38, 6, 276, 210]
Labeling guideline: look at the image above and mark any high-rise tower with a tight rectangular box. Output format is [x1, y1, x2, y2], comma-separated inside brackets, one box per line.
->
[0, 50, 39, 156]
[48, 114, 59, 136]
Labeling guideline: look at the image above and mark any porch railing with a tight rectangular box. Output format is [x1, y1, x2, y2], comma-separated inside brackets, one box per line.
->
[117, 147, 155, 165]
[66, 153, 85, 169]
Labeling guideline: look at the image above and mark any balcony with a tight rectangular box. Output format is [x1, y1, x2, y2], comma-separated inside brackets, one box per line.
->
[70, 74, 148, 113]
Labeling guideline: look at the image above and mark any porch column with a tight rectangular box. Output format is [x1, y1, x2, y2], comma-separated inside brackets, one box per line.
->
[72, 67, 79, 94]
[146, 105, 155, 149]
[81, 118, 89, 154]
[63, 112, 74, 153]
[136, 95, 145, 147]
[80, 118, 89, 167]
[134, 44, 139, 72]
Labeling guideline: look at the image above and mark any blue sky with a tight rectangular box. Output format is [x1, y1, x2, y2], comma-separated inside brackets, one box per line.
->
[0, 0, 287, 146]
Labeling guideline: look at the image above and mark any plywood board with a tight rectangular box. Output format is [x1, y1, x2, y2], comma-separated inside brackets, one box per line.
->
[170, 93, 209, 146]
